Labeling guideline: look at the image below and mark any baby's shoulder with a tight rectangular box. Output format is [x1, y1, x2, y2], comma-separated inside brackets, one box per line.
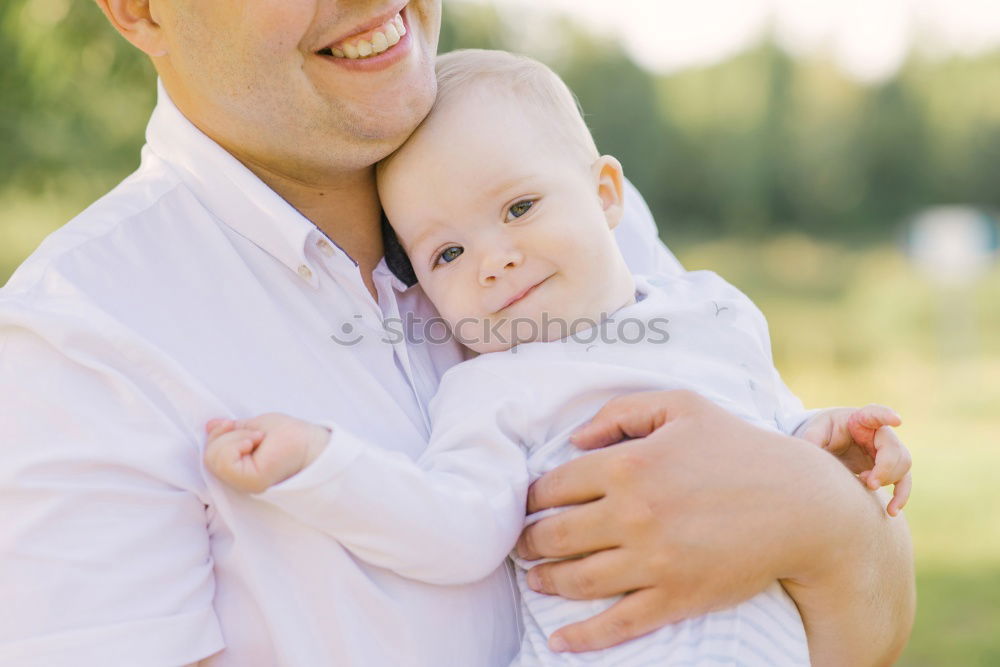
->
[429, 353, 553, 434]
[434, 346, 568, 409]
[637, 270, 762, 310]
[436, 353, 522, 398]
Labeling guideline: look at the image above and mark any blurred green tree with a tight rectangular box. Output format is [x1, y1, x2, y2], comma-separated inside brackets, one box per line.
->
[1, 0, 155, 196]
[2, 0, 998, 242]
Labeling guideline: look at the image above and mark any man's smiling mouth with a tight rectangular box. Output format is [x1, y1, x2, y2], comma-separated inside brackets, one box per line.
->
[317, 10, 407, 60]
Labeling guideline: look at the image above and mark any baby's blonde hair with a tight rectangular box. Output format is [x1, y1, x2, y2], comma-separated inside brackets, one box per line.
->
[428, 49, 600, 164]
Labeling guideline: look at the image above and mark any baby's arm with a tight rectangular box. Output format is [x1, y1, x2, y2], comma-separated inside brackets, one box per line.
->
[718, 274, 913, 515]
[204, 367, 529, 585]
[795, 404, 912, 516]
[204, 414, 330, 493]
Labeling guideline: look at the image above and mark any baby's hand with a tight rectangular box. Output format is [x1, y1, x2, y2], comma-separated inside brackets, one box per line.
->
[203, 413, 331, 494]
[797, 404, 912, 517]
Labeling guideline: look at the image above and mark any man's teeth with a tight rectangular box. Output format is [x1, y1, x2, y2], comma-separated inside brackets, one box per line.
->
[328, 13, 406, 60]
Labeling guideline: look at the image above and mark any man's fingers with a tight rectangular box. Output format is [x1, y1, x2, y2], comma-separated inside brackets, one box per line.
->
[525, 448, 621, 515]
[525, 548, 645, 600]
[887, 473, 913, 517]
[548, 588, 677, 653]
[569, 390, 695, 451]
[518, 498, 617, 560]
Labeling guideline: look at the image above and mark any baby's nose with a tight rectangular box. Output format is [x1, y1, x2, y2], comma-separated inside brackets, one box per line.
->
[478, 247, 523, 285]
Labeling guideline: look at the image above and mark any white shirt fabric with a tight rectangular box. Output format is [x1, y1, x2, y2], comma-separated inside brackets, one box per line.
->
[259, 272, 811, 666]
[0, 81, 682, 667]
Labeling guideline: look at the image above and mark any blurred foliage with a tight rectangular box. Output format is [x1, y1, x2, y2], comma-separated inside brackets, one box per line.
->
[3, 0, 1000, 246]
[0, 0, 155, 197]
[440, 4, 1000, 242]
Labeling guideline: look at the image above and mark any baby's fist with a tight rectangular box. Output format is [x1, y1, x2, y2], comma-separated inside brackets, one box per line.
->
[203, 414, 331, 494]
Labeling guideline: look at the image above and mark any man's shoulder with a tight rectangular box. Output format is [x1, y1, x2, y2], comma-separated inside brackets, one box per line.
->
[631, 270, 771, 342]
[3, 149, 204, 301]
[616, 178, 684, 277]
[0, 150, 231, 366]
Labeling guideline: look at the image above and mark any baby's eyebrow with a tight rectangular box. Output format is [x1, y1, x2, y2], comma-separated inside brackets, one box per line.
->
[407, 226, 439, 256]
[486, 174, 533, 200]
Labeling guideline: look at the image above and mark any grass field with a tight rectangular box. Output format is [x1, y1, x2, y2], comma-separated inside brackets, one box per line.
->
[3, 195, 999, 664]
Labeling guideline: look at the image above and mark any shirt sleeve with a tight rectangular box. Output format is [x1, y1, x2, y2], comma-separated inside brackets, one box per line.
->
[723, 276, 813, 435]
[616, 178, 684, 276]
[688, 270, 813, 436]
[256, 364, 528, 586]
[741, 293, 813, 435]
[773, 382, 816, 436]
[0, 303, 223, 667]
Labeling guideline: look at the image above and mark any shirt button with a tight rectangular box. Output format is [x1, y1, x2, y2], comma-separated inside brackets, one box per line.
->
[298, 265, 313, 280]
[317, 239, 335, 257]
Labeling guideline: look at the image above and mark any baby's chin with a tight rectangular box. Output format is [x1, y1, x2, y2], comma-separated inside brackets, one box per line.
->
[453, 311, 598, 355]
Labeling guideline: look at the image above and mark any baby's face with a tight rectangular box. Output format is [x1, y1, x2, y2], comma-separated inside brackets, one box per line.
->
[378, 91, 634, 353]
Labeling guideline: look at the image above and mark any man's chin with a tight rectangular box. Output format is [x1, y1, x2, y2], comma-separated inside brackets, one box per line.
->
[364, 104, 436, 159]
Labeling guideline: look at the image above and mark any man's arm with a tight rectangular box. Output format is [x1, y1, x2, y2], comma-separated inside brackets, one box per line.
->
[0, 319, 223, 666]
[783, 484, 914, 666]
[516, 390, 915, 665]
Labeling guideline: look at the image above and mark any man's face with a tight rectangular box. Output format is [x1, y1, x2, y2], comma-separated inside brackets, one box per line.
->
[153, 1, 441, 179]
[379, 91, 632, 354]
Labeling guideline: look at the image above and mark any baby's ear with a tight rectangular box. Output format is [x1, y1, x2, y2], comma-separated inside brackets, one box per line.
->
[591, 155, 625, 230]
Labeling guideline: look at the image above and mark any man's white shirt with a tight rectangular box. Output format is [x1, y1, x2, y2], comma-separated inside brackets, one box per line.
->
[0, 81, 682, 666]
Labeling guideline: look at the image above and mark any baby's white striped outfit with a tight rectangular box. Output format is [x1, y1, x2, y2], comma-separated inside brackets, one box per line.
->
[484, 272, 810, 666]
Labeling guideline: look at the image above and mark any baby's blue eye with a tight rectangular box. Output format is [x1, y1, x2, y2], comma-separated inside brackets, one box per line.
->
[436, 246, 463, 265]
[507, 200, 534, 220]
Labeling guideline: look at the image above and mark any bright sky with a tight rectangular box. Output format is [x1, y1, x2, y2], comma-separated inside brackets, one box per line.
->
[452, 0, 1000, 81]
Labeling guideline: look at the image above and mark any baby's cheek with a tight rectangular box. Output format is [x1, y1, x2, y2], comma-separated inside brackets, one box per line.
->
[450, 315, 484, 346]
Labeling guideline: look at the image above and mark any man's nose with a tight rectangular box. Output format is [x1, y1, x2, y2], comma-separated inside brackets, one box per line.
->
[478, 246, 524, 286]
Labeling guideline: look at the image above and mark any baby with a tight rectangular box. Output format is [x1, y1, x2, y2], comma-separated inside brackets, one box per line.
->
[204, 50, 911, 665]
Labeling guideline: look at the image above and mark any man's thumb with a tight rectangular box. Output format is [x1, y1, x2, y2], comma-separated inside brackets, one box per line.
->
[570, 390, 688, 450]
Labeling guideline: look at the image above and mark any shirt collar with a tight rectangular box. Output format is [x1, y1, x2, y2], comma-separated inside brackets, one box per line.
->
[144, 79, 333, 287]
[145, 80, 423, 293]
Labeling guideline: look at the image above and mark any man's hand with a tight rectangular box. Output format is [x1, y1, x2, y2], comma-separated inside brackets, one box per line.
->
[203, 413, 330, 493]
[796, 405, 912, 516]
[515, 390, 905, 660]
